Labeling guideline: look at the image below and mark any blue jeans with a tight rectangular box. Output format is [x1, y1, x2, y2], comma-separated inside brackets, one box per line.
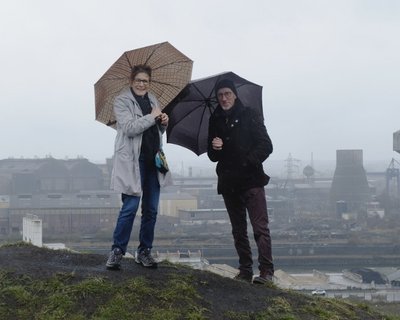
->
[112, 158, 160, 255]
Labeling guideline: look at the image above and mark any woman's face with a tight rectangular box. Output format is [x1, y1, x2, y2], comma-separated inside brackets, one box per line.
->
[131, 72, 150, 96]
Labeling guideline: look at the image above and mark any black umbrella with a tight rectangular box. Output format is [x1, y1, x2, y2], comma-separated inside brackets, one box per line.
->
[163, 71, 263, 155]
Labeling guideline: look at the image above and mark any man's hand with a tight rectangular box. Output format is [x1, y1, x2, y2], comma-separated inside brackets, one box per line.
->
[212, 137, 223, 150]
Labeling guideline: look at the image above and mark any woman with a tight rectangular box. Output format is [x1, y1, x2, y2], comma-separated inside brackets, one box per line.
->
[106, 65, 171, 270]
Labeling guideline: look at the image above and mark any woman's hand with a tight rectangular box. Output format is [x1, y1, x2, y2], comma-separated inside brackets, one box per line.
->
[151, 107, 162, 119]
[159, 113, 169, 126]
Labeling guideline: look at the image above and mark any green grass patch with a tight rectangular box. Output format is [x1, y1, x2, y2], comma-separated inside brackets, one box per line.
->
[0, 270, 209, 320]
[0, 243, 397, 320]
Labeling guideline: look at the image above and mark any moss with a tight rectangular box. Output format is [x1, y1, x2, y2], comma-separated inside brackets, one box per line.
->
[0, 243, 397, 320]
[0, 285, 34, 319]
[300, 298, 357, 320]
[0, 241, 32, 248]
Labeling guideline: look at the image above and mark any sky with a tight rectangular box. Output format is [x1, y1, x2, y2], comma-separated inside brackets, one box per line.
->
[1, 0, 399, 174]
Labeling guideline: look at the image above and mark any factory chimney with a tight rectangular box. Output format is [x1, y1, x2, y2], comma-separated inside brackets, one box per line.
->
[330, 149, 371, 216]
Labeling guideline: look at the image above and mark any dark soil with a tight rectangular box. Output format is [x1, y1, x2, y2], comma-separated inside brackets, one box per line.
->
[0, 243, 392, 319]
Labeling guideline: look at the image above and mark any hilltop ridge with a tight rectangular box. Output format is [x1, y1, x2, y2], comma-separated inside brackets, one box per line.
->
[0, 243, 396, 319]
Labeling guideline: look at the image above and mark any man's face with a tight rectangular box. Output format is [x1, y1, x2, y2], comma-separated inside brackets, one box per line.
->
[217, 88, 236, 111]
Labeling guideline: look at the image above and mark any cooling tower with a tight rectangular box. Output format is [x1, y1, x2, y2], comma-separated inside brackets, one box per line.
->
[394, 130, 400, 154]
[330, 150, 371, 215]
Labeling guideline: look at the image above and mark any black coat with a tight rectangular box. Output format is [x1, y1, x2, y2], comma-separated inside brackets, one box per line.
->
[207, 101, 273, 194]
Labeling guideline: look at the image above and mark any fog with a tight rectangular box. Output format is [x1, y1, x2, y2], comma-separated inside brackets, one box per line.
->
[1, 0, 399, 170]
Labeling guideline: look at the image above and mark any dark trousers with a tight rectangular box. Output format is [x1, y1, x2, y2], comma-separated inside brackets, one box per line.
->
[222, 187, 274, 276]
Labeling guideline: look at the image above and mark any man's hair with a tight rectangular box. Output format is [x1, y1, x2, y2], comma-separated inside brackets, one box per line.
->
[214, 79, 238, 96]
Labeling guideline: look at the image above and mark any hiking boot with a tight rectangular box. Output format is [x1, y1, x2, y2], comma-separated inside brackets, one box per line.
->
[253, 271, 273, 285]
[135, 249, 158, 268]
[233, 271, 253, 283]
[106, 247, 123, 270]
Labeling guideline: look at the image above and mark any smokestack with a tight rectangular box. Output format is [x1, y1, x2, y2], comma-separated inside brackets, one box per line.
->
[330, 150, 371, 216]
[394, 130, 400, 154]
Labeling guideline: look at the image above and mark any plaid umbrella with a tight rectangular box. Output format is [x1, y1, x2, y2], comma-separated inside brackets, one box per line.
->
[94, 41, 193, 128]
[164, 71, 263, 155]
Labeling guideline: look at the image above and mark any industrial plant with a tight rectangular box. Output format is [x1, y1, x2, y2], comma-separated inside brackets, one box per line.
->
[1, 131, 400, 301]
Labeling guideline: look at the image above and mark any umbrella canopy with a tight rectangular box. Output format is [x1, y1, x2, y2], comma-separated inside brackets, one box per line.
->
[94, 41, 193, 128]
[163, 71, 263, 156]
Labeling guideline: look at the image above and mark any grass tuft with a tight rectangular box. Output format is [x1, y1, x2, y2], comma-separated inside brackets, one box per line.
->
[0, 243, 398, 320]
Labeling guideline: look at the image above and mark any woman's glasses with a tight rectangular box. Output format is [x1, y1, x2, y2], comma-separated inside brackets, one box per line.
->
[134, 78, 150, 85]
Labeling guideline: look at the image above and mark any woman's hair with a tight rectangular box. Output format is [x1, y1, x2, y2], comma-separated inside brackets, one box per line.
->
[130, 64, 152, 81]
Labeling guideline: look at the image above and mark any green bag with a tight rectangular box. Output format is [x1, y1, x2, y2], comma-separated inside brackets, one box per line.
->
[155, 149, 169, 174]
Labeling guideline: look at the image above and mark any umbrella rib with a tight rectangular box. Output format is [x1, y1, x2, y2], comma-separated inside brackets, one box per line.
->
[191, 83, 209, 101]
[98, 77, 184, 89]
[170, 102, 208, 128]
[98, 75, 130, 81]
[144, 43, 164, 66]
[151, 80, 183, 90]
[190, 82, 219, 105]
[168, 99, 215, 153]
[124, 52, 133, 69]
[168, 81, 217, 134]
[151, 59, 193, 71]
[195, 103, 214, 154]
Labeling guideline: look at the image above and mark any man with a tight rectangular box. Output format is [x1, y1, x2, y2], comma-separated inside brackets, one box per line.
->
[207, 79, 274, 284]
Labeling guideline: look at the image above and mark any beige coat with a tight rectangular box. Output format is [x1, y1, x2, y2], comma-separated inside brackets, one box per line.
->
[110, 88, 172, 196]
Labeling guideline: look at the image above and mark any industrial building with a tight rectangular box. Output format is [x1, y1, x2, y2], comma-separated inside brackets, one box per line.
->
[330, 149, 371, 217]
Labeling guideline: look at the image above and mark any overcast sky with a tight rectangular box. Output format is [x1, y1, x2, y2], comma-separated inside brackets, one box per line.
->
[1, 0, 399, 173]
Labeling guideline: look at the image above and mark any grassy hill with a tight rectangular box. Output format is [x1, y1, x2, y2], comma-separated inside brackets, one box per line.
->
[0, 242, 399, 320]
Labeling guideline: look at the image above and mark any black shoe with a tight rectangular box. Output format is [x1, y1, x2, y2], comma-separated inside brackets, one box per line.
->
[135, 249, 158, 268]
[234, 272, 253, 283]
[106, 248, 123, 270]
